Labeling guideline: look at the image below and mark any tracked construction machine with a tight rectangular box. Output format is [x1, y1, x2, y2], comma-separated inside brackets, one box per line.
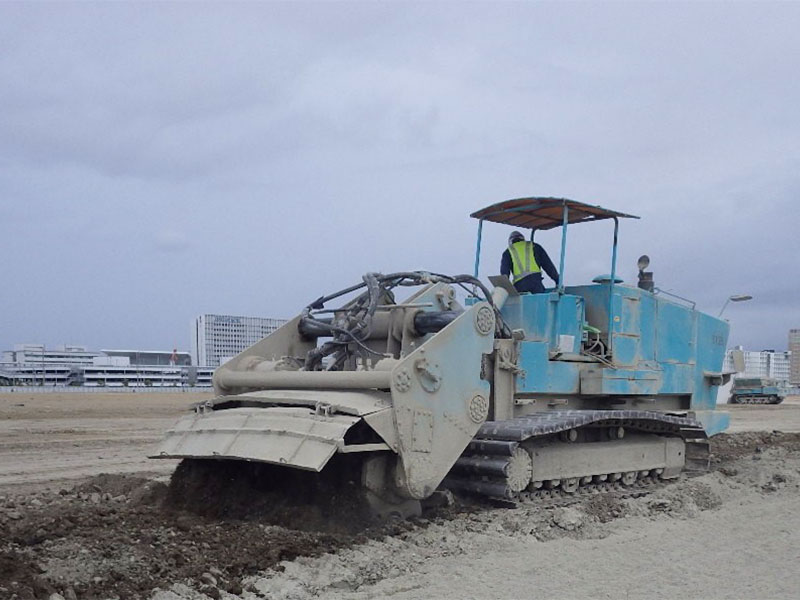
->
[155, 198, 731, 517]
[729, 377, 786, 405]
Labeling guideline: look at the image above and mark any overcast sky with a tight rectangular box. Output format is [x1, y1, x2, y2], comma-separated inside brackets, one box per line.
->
[1, 1, 798, 355]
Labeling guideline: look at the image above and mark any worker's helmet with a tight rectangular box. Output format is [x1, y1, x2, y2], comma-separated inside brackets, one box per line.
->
[508, 231, 525, 244]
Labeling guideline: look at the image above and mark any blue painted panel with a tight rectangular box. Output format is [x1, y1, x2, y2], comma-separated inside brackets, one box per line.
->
[500, 294, 549, 342]
[555, 295, 584, 353]
[580, 366, 662, 395]
[610, 291, 640, 363]
[659, 363, 695, 394]
[691, 312, 730, 411]
[610, 335, 640, 367]
[500, 293, 584, 352]
[637, 293, 656, 362]
[655, 300, 696, 365]
[516, 341, 581, 394]
[618, 294, 641, 334]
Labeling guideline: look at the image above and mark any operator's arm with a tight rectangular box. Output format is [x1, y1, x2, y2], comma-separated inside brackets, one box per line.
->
[500, 249, 512, 278]
[534, 244, 559, 285]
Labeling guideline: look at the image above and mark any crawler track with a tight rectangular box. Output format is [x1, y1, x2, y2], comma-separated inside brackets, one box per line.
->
[520, 473, 667, 504]
[445, 410, 709, 502]
[730, 395, 784, 405]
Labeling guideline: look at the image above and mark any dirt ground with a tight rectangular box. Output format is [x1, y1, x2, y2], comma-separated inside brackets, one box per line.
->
[0, 393, 210, 494]
[726, 394, 800, 432]
[1, 392, 799, 599]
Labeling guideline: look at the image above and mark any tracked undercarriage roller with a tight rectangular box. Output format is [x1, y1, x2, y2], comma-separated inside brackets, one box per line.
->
[445, 412, 708, 501]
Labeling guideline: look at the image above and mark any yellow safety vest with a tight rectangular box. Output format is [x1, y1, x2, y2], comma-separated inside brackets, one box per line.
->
[508, 241, 541, 283]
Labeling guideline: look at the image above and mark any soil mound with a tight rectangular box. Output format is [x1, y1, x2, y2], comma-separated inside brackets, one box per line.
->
[0, 470, 358, 600]
[165, 457, 377, 534]
[711, 431, 800, 463]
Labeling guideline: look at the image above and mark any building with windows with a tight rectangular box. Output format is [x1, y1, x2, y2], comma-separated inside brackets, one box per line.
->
[724, 347, 792, 382]
[191, 314, 287, 367]
[0, 344, 213, 387]
[1, 325, 268, 386]
[2, 344, 102, 366]
[0, 345, 98, 386]
[0, 363, 78, 386]
[790, 329, 800, 385]
[102, 349, 191, 366]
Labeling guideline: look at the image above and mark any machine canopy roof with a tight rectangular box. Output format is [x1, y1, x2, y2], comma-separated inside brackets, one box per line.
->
[470, 197, 639, 231]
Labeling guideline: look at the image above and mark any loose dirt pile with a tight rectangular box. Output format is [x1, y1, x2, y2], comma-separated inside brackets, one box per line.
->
[0, 463, 419, 600]
[1, 432, 798, 600]
[711, 430, 800, 461]
[164, 457, 379, 533]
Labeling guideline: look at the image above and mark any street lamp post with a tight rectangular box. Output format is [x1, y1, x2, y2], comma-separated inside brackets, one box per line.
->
[718, 294, 753, 318]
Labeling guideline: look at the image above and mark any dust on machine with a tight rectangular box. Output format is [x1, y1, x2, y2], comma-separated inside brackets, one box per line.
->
[154, 197, 732, 518]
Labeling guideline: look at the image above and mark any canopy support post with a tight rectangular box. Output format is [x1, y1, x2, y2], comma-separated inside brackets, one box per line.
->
[607, 217, 619, 357]
[558, 203, 569, 293]
[473, 219, 483, 278]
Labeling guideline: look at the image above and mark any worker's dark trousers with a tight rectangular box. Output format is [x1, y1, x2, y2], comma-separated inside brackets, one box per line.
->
[513, 274, 546, 294]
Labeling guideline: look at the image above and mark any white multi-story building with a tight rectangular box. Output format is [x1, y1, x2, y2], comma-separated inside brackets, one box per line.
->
[101, 349, 191, 367]
[191, 314, 287, 367]
[80, 363, 215, 388]
[2, 344, 102, 366]
[0, 344, 99, 386]
[724, 347, 792, 382]
[790, 329, 800, 385]
[0, 344, 214, 387]
[0, 363, 77, 386]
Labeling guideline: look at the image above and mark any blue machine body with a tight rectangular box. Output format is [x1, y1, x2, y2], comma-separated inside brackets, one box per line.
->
[471, 197, 730, 436]
[500, 285, 730, 435]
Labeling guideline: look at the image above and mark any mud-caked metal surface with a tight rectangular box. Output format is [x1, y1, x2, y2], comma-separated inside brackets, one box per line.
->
[155, 273, 502, 511]
[156, 389, 396, 470]
[154, 197, 733, 516]
[388, 301, 494, 499]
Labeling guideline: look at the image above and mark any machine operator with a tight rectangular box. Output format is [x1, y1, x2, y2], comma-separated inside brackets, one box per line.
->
[500, 231, 559, 294]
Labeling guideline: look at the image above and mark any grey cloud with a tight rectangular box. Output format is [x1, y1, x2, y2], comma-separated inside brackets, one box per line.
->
[0, 2, 798, 353]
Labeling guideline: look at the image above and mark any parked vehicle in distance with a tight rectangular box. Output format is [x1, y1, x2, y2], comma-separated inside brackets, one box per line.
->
[729, 377, 786, 405]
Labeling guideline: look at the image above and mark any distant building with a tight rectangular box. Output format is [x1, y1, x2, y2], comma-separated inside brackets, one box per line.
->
[0, 344, 99, 385]
[0, 343, 212, 387]
[724, 346, 791, 382]
[191, 314, 287, 367]
[790, 329, 800, 385]
[102, 349, 191, 367]
[2, 344, 102, 366]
